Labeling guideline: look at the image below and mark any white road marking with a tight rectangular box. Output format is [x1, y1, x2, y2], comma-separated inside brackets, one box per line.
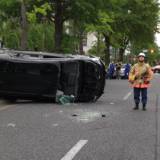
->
[0, 105, 15, 111]
[7, 123, 16, 127]
[52, 123, 59, 127]
[61, 140, 88, 160]
[110, 102, 115, 105]
[123, 91, 132, 100]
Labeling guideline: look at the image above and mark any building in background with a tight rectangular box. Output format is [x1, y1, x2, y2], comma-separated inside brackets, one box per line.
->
[83, 33, 97, 53]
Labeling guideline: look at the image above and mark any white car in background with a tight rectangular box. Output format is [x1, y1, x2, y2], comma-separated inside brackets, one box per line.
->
[152, 65, 160, 73]
[120, 64, 126, 79]
[120, 64, 131, 79]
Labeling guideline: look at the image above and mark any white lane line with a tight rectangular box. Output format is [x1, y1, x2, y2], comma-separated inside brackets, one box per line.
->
[52, 123, 59, 127]
[61, 140, 88, 160]
[0, 105, 15, 111]
[7, 123, 16, 127]
[123, 91, 132, 100]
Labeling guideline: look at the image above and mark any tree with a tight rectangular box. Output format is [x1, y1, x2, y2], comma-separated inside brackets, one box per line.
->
[0, 0, 159, 58]
[0, 0, 29, 50]
[114, 0, 159, 61]
[20, 0, 28, 50]
[0, 0, 20, 47]
[43, 0, 104, 52]
[86, 0, 117, 64]
[89, 0, 159, 64]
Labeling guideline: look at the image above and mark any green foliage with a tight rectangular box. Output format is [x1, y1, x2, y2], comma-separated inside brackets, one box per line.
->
[88, 42, 105, 59]
[27, 12, 37, 23]
[147, 52, 160, 65]
[1, 21, 55, 51]
[5, 31, 20, 49]
[0, 20, 20, 49]
[69, 0, 103, 24]
[61, 34, 79, 53]
[27, 2, 51, 23]
[0, 0, 159, 59]
[0, 0, 20, 19]
[28, 23, 54, 51]
[87, 11, 114, 35]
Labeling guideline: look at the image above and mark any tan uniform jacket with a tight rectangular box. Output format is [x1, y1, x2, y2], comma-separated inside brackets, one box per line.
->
[128, 62, 153, 88]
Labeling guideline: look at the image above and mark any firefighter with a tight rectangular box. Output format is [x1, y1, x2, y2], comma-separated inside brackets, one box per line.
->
[128, 52, 153, 110]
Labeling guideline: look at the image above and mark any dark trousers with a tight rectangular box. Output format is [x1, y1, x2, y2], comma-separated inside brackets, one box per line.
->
[134, 87, 147, 105]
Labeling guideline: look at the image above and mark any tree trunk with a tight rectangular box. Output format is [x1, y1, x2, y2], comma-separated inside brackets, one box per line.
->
[20, 0, 28, 50]
[118, 37, 129, 62]
[79, 39, 84, 55]
[79, 31, 84, 55]
[119, 48, 125, 62]
[96, 32, 100, 55]
[54, 0, 64, 52]
[104, 34, 110, 65]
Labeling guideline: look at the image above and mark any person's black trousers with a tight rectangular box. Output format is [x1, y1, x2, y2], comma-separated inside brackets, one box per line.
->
[134, 87, 147, 106]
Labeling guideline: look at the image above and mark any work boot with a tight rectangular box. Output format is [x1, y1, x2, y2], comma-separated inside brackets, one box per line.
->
[133, 103, 139, 110]
[142, 104, 146, 111]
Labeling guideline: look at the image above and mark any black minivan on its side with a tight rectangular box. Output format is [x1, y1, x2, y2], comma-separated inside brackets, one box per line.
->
[0, 50, 106, 102]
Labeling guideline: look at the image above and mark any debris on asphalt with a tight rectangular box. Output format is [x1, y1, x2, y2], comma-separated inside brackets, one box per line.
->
[56, 94, 75, 105]
[72, 114, 78, 117]
[101, 114, 106, 118]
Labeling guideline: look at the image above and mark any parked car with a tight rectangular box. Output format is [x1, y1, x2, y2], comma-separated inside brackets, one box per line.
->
[119, 64, 126, 79]
[0, 49, 106, 102]
[152, 65, 160, 73]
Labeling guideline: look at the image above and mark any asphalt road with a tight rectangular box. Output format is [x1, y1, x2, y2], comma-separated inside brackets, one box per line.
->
[0, 74, 160, 160]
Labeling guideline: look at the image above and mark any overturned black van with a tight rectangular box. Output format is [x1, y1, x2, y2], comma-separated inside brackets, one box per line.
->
[0, 49, 106, 102]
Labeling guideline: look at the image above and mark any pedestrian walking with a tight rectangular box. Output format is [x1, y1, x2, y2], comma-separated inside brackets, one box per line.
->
[115, 62, 122, 79]
[128, 52, 153, 110]
[108, 61, 115, 79]
[124, 63, 131, 79]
